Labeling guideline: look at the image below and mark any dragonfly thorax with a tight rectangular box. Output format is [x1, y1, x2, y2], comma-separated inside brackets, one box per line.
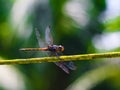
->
[48, 45, 64, 52]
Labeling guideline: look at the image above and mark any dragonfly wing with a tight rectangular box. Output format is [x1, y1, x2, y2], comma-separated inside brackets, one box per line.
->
[54, 62, 70, 74]
[56, 52, 76, 71]
[35, 28, 46, 48]
[63, 61, 76, 70]
[50, 52, 69, 74]
[45, 26, 53, 45]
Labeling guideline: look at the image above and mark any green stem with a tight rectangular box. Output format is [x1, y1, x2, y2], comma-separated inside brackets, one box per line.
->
[0, 52, 120, 65]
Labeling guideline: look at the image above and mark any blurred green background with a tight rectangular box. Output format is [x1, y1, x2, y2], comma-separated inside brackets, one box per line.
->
[0, 0, 120, 90]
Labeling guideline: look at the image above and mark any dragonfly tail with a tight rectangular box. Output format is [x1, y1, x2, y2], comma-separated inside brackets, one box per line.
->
[19, 48, 48, 51]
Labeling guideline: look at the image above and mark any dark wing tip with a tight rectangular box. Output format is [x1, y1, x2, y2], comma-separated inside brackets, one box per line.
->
[48, 25, 51, 28]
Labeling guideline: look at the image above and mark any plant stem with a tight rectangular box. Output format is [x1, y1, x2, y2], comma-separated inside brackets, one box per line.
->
[0, 52, 120, 65]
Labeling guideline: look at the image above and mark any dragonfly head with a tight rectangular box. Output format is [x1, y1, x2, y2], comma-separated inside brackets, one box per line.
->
[58, 45, 64, 52]
[48, 45, 64, 52]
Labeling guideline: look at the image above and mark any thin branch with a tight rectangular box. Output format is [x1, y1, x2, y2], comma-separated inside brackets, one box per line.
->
[0, 52, 120, 65]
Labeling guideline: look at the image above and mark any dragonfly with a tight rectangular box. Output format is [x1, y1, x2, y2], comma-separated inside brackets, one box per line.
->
[20, 26, 76, 74]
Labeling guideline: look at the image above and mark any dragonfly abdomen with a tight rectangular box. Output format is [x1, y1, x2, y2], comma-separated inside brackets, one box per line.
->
[19, 48, 48, 51]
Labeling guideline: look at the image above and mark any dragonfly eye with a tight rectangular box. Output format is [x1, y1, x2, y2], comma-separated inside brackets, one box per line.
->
[58, 45, 64, 52]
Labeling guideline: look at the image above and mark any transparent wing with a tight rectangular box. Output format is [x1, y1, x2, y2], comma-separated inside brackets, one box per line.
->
[35, 28, 46, 48]
[50, 52, 70, 74]
[63, 61, 76, 70]
[56, 52, 76, 70]
[45, 26, 53, 45]
[54, 62, 70, 74]
[35, 28, 49, 56]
